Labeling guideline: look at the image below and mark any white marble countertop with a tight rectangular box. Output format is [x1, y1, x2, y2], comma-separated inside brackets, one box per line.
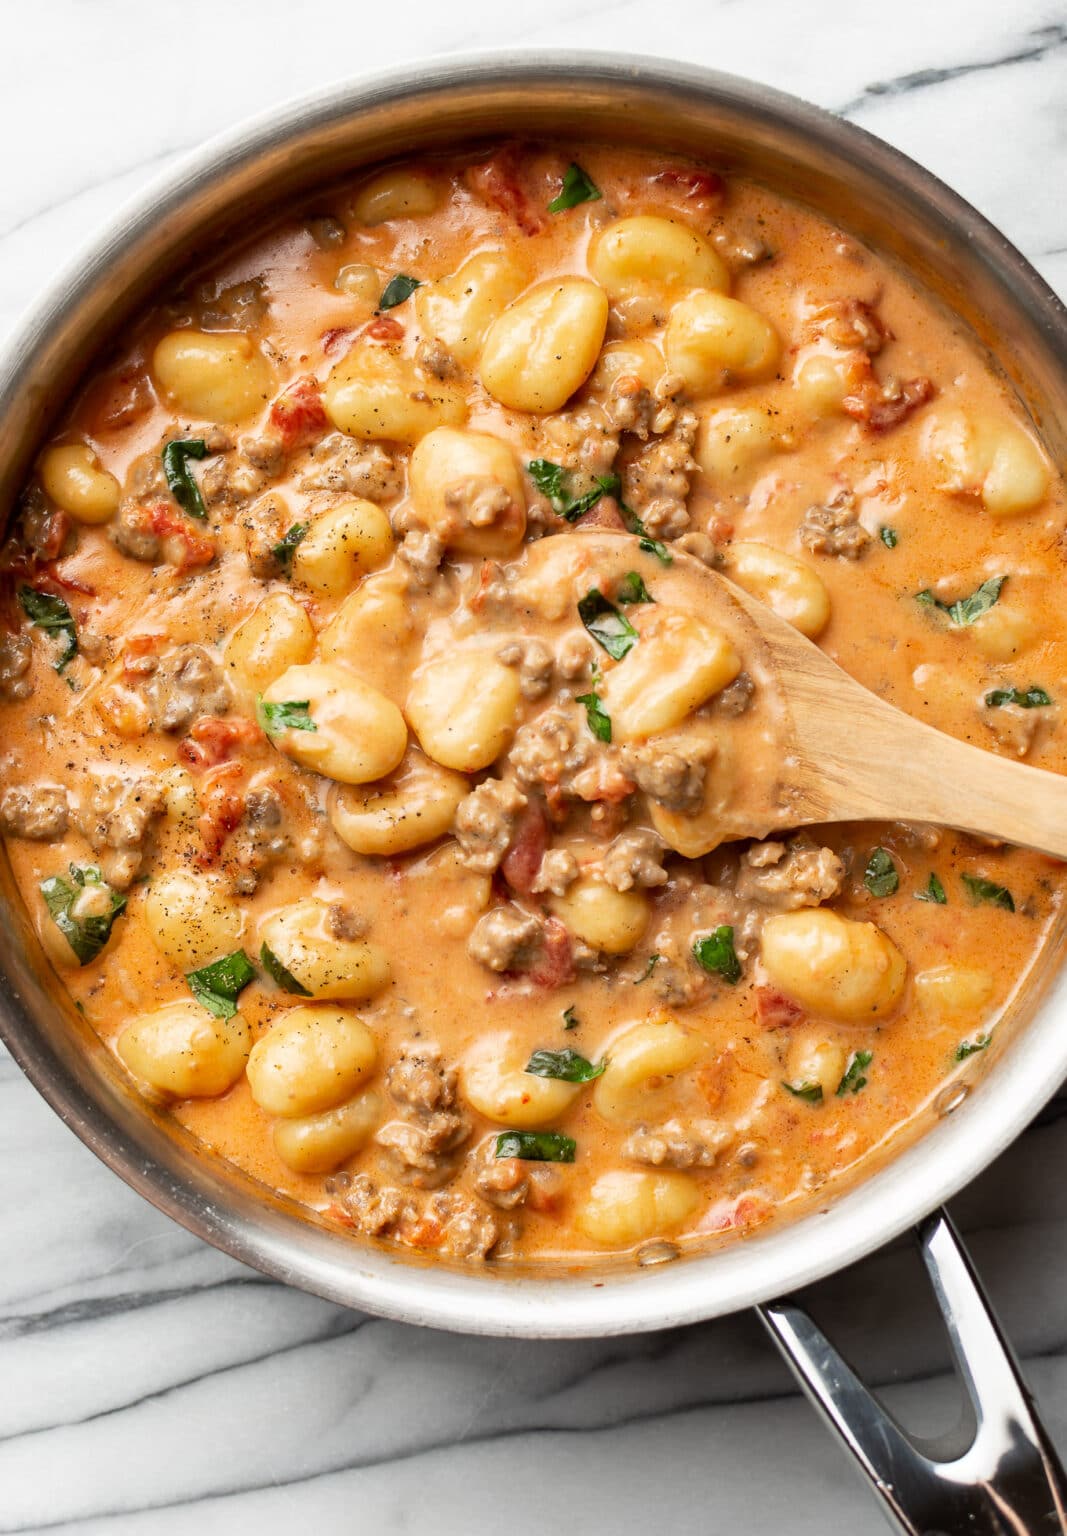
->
[3, 3, 1067, 1530]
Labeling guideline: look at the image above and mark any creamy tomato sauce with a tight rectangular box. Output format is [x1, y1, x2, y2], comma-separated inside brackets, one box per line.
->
[2, 143, 1064, 1269]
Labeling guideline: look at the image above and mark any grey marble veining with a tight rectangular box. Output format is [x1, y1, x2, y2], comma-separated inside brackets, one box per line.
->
[2, 3, 1067, 1530]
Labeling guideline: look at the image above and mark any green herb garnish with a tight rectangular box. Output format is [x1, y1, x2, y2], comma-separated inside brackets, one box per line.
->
[915, 872, 947, 904]
[617, 571, 652, 605]
[18, 586, 77, 672]
[635, 954, 661, 984]
[40, 864, 126, 966]
[836, 1049, 873, 1096]
[578, 587, 638, 661]
[186, 950, 257, 1019]
[162, 437, 209, 519]
[962, 874, 1014, 911]
[256, 697, 317, 739]
[562, 1005, 580, 1031]
[617, 499, 672, 564]
[864, 847, 899, 898]
[379, 273, 421, 309]
[692, 925, 742, 985]
[915, 575, 1006, 626]
[955, 1033, 992, 1061]
[547, 163, 601, 213]
[985, 685, 1052, 709]
[260, 941, 312, 995]
[782, 1080, 823, 1104]
[272, 523, 309, 573]
[880, 526, 898, 548]
[527, 461, 620, 522]
[575, 689, 612, 743]
[495, 1130, 576, 1162]
[525, 1048, 606, 1083]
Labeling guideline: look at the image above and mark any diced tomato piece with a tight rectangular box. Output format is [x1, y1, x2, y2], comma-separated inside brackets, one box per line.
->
[269, 374, 329, 452]
[575, 496, 627, 532]
[501, 802, 548, 894]
[526, 916, 575, 989]
[363, 315, 404, 343]
[179, 715, 264, 770]
[195, 763, 245, 865]
[148, 503, 216, 569]
[321, 326, 356, 355]
[466, 149, 544, 236]
[754, 985, 805, 1031]
[653, 167, 726, 205]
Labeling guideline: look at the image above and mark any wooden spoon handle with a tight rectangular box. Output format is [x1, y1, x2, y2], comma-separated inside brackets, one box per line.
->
[788, 677, 1067, 860]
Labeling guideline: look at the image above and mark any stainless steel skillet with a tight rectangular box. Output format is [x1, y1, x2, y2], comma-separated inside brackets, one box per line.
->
[1, 53, 1066, 1533]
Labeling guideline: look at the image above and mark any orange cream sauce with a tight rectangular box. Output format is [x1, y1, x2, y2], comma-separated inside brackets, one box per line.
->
[2, 143, 1064, 1268]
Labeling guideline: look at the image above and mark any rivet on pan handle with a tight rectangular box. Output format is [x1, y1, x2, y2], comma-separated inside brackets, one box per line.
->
[758, 1209, 1067, 1535]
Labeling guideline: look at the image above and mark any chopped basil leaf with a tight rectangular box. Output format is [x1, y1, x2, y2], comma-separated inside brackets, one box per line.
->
[782, 1079, 823, 1104]
[836, 1049, 873, 1096]
[880, 526, 898, 548]
[186, 949, 256, 1019]
[692, 925, 742, 984]
[915, 575, 1006, 626]
[635, 953, 661, 984]
[547, 163, 602, 213]
[260, 941, 312, 995]
[18, 586, 77, 672]
[575, 690, 612, 743]
[562, 1005, 580, 1031]
[962, 874, 1014, 911]
[578, 588, 638, 661]
[985, 685, 1052, 709]
[617, 571, 652, 605]
[40, 864, 126, 966]
[955, 1033, 992, 1061]
[864, 847, 899, 898]
[272, 523, 308, 573]
[915, 871, 947, 904]
[495, 1130, 576, 1162]
[617, 498, 673, 564]
[162, 437, 209, 519]
[525, 1047, 606, 1083]
[256, 697, 316, 738]
[526, 460, 620, 522]
[379, 273, 421, 309]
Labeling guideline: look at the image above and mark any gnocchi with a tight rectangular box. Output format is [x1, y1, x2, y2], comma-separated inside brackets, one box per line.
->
[272, 1089, 383, 1173]
[290, 499, 395, 596]
[39, 443, 120, 524]
[576, 1170, 701, 1247]
[593, 1018, 707, 1126]
[600, 608, 741, 741]
[761, 910, 906, 1022]
[925, 408, 1049, 516]
[665, 291, 781, 393]
[724, 541, 830, 639]
[414, 251, 528, 367]
[260, 663, 408, 784]
[260, 898, 391, 1001]
[588, 215, 729, 301]
[406, 649, 521, 771]
[324, 343, 466, 444]
[152, 330, 272, 421]
[224, 593, 315, 706]
[117, 1002, 251, 1098]
[480, 278, 609, 413]
[460, 1033, 582, 1128]
[144, 873, 244, 970]
[328, 748, 468, 856]
[409, 427, 527, 557]
[247, 1005, 377, 1117]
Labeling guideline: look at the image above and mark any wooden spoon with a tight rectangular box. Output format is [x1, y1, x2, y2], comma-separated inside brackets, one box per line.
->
[690, 553, 1067, 859]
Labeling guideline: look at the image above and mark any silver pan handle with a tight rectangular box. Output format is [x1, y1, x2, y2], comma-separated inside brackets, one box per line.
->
[759, 1209, 1067, 1534]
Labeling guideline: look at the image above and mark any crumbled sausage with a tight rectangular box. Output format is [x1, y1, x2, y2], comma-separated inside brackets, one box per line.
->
[531, 846, 580, 896]
[496, 636, 554, 700]
[453, 777, 528, 874]
[299, 433, 403, 501]
[416, 338, 460, 379]
[810, 298, 888, 355]
[540, 404, 620, 479]
[981, 700, 1040, 758]
[75, 771, 165, 888]
[600, 827, 668, 891]
[194, 277, 268, 332]
[0, 633, 33, 701]
[325, 1171, 501, 1260]
[112, 501, 163, 563]
[19, 488, 71, 560]
[735, 838, 845, 910]
[470, 1137, 561, 1211]
[622, 411, 699, 540]
[0, 783, 69, 840]
[377, 1043, 471, 1187]
[509, 706, 595, 803]
[798, 489, 871, 559]
[715, 671, 756, 716]
[201, 448, 270, 508]
[468, 904, 544, 972]
[398, 527, 445, 586]
[227, 785, 290, 895]
[607, 371, 687, 440]
[140, 646, 231, 733]
[621, 740, 711, 813]
[623, 1117, 729, 1169]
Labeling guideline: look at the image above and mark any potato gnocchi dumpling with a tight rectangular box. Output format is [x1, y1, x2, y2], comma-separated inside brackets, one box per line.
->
[9, 140, 1062, 1273]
